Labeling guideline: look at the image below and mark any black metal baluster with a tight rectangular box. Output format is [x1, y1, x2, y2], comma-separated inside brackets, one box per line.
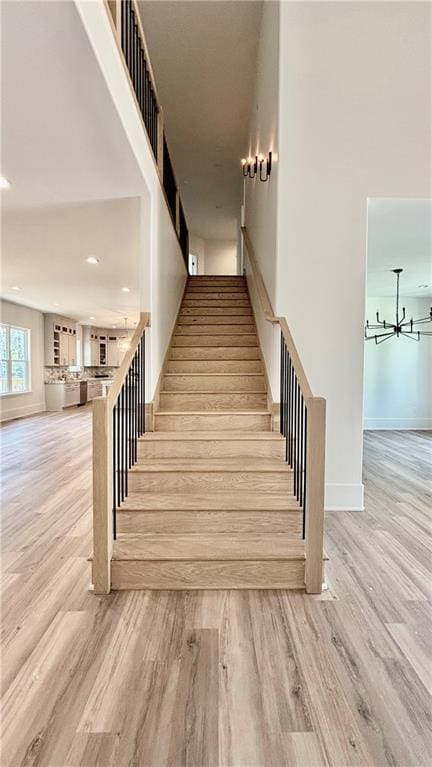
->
[299, 393, 304, 506]
[294, 378, 298, 498]
[296, 381, 301, 501]
[141, 335, 146, 434]
[279, 332, 284, 434]
[112, 403, 117, 538]
[120, 385, 124, 501]
[303, 406, 308, 539]
[285, 350, 289, 462]
[290, 367, 295, 467]
[134, 353, 138, 463]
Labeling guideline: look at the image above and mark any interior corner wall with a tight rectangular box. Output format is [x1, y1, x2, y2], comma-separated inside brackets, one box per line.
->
[203, 239, 238, 275]
[0, 300, 46, 421]
[276, 1, 431, 510]
[189, 234, 205, 274]
[364, 296, 432, 430]
[76, 0, 187, 403]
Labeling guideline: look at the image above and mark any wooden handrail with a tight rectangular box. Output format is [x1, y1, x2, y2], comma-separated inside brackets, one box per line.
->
[93, 310, 150, 594]
[241, 226, 313, 400]
[108, 311, 150, 407]
[241, 227, 277, 323]
[241, 225, 326, 594]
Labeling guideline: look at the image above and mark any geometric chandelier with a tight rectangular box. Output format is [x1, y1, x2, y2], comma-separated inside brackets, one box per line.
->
[365, 268, 432, 344]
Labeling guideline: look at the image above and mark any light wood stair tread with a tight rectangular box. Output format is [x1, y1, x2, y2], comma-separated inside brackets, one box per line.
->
[155, 410, 270, 415]
[138, 431, 284, 442]
[163, 372, 264, 377]
[112, 533, 306, 561]
[117, 491, 299, 511]
[130, 459, 293, 472]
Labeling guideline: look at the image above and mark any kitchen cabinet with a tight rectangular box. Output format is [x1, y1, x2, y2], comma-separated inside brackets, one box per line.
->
[59, 333, 69, 366]
[87, 380, 104, 400]
[68, 334, 77, 366]
[45, 381, 80, 411]
[44, 315, 78, 366]
[83, 326, 127, 368]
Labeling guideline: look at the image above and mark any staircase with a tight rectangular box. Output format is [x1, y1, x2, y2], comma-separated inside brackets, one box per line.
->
[110, 275, 307, 590]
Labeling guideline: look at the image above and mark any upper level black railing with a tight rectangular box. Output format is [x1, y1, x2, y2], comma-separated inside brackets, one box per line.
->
[121, 0, 158, 160]
[179, 201, 189, 268]
[163, 136, 177, 223]
[112, 329, 146, 539]
[118, 0, 190, 270]
[280, 330, 307, 538]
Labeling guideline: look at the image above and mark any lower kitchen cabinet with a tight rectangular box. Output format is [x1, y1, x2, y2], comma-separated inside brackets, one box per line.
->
[45, 382, 81, 411]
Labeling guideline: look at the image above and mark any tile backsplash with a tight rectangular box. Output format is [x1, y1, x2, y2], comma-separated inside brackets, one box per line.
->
[44, 366, 117, 383]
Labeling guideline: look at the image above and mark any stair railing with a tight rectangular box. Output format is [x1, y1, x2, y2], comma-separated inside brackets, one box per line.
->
[105, 0, 189, 268]
[241, 227, 326, 593]
[92, 311, 150, 593]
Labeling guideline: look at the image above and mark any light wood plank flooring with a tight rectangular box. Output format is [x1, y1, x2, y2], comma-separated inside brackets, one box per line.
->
[1, 409, 431, 766]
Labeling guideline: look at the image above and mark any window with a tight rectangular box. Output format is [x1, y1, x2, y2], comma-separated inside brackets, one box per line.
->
[0, 324, 31, 395]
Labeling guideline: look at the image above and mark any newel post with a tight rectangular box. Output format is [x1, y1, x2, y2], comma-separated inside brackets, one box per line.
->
[92, 396, 113, 594]
[305, 396, 326, 594]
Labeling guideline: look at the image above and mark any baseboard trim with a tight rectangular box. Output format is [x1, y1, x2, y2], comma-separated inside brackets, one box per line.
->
[0, 402, 46, 423]
[364, 418, 432, 430]
[325, 483, 364, 512]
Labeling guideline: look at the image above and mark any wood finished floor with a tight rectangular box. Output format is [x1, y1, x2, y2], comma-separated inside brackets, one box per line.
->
[1, 408, 431, 766]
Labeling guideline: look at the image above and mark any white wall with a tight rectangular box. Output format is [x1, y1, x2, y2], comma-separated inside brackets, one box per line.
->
[203, 239, 237, 275]
[0, 300, 46, 421]
[244, 0, 280, 309]
[76, 1, 187, 400]
[189, 234, 205, 274]
[245, 1, 431, 510]
[364, 297, 432, 429]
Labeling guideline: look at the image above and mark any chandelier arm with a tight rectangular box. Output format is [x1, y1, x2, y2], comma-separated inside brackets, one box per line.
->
[375, 331, 396, 344]
[411, 315, 432, 325]
[400, 331, 420, 342]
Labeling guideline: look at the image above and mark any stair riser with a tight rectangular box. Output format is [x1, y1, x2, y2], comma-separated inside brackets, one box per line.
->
[180, 307, 253, 316]
[138, 439, 285, 460]
[182, 300, 251, 308]
[186, 287, 248, 294]
[178, 315, 254, 325]
[163, 375, 266, 392]
[117, 510, 302, 535]
[184, 292, 248, 300]
[128, 472, 293, 493]
[169, 347, 261, 360]
[166, 360, 263, 373]
[159, 392, 267, 410]
[111, 560, 305, 590]
[175, 325, 256, 335]
[172, 335, 257, 347]
[155, 413, 271, 431]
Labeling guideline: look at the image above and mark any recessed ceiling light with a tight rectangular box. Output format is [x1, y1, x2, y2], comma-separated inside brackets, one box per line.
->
[112, 325, 117, 328]
[0, 175, 11, 190]
[10, 286, 22, 291]
[89, 316, 95, 320]
[86, 256, 99, 265]
[53, 302, 60, 307]
[121, 287, 130, 292]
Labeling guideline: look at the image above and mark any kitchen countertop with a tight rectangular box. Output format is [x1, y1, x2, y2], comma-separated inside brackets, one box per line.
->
[45, 377, 114, 385]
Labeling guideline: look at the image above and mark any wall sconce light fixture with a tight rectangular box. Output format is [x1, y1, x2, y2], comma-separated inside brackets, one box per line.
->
[241, 152, 272, 182]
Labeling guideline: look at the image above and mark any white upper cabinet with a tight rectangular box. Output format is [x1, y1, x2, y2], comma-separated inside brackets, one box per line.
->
[44, 315, 78, 366]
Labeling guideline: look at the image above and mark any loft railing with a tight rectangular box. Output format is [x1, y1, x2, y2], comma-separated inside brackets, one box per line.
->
[241, 227, 326, 593]
[92, 312, 150, 593]
[106, 0, 189, 267]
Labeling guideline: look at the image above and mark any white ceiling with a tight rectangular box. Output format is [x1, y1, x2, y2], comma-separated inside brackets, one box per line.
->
[139, 0, 263, 241]
[2, 199, 141, 329]
[1, 0, 147, 327]
[367, 199, 432, 298]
